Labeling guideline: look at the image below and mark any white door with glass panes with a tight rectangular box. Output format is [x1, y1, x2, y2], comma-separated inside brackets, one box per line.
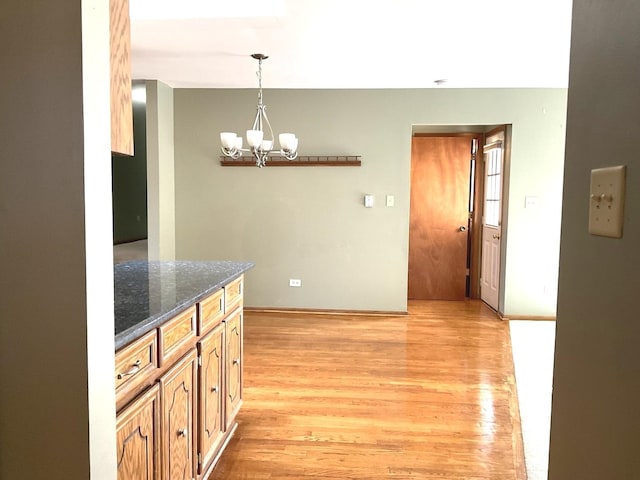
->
[480, 133, 504, 311]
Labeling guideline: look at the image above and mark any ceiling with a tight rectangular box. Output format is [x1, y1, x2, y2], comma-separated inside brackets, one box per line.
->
[130, 0, 573, 89]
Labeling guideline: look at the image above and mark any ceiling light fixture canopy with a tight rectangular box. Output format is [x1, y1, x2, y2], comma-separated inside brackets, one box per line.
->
[220, 53, 298, 167]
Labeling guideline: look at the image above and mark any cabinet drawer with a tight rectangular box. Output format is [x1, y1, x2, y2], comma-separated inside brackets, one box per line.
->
[199, 288, 224, 336]
[224, 275, 243, 312]
[115, 330, 157, 405]
[158, 307, 196, 366]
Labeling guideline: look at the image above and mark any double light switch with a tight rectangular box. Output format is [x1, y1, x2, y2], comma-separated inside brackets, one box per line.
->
[588, 165, 626, 238]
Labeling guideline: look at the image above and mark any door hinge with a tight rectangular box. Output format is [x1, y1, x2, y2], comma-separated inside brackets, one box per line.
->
[466, 268, 470, 276]
[198, 356, 202, 367]
[468, 212, 473, 220]
[198, 452, 202, 466]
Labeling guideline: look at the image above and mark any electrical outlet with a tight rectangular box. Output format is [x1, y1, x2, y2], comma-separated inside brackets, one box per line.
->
[588, 165, 626, 238]
[289, 279, 302, 287]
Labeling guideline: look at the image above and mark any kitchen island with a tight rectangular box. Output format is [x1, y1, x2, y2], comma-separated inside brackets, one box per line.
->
[114, 260, 253, 480]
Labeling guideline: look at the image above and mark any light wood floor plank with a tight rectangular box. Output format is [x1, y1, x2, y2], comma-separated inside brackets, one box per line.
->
[208, 300, 526, 479]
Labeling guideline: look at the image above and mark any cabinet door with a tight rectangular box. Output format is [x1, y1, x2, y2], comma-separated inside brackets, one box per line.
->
[225, 309, 243, 429]
[109, 0, 133, 155]
[161, 351, 197, 480]
[197, 323, 225, 474]
[116, 384, 160, 480]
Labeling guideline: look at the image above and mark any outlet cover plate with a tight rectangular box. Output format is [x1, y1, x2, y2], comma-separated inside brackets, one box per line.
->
[588, 165, 626, 238]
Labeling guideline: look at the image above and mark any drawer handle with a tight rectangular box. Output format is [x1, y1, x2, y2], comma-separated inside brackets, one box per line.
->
[177, 428, 188, 437]
[117, 360, 141, 379]
[232, 358, 240, 365]
[211, 386, 219, 393]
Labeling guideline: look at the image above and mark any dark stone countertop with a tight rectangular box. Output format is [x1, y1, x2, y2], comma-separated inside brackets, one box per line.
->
[114, 260, 254, 350]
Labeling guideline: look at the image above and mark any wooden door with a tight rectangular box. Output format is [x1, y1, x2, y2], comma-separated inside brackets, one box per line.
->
[408, 136, 472, 300]
[480, 131, 505, 310]
[116, 385, 160, 480]
[161, 351, 197, 480]
[198, 323, 225, 474]
[225, 309, 243, 430]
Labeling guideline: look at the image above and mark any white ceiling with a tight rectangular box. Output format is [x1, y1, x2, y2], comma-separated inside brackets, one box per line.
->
[130, 0, 573, 89]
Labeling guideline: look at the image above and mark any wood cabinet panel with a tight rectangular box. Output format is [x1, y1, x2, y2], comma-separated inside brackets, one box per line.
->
[116, 384, 160, 480]
[161, 351, 197, 480]
[115, 330, 157, 409]
[159, 307, 196, 366]
[109, 0, 133, 155]
[198, 323, 225, 474]
[224, 309, 243, 429]
[199, 289, 224, 336]
[224, 276, 243, 313]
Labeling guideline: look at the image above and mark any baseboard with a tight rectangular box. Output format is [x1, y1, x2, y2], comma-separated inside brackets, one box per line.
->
[244, 306, 408, 316]
[501, 313, 557, 321]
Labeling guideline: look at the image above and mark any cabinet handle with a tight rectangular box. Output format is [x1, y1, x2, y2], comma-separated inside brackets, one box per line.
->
[232, 358, 240, 365]
[117, 360, 141, 379]
[211, 386, 219, 393]
[177, 428, 188, 437]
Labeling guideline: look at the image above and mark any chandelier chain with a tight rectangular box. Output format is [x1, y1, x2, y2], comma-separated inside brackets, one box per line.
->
[256, 57, 263, 105]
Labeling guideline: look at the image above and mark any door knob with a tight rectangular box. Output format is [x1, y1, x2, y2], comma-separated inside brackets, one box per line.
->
[493, 234, 501, 239]
[459, 226, 467, 232]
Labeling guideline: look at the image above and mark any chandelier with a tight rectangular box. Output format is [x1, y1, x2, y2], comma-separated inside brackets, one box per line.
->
[220, 53, 298, 168]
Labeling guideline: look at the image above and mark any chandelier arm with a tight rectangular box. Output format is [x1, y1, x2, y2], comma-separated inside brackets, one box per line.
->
[261, 106, 275, 145]
[221, 146, 243, 159]
[250, 105, 260, 131]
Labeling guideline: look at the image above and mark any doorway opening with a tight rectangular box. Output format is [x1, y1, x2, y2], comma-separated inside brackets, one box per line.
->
[408, 125, 510, 312]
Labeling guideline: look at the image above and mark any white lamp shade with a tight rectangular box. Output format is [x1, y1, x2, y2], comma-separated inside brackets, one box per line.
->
[220, 132, 238, 149]
[235, 136, 243, 150]
[260, 140, 273, 151]
[246, 129, 264, 148]
[279, 133, 295, 151]
[288, 136, 298, 153]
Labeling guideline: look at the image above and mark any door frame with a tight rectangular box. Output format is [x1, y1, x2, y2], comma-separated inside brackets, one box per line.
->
[410, 126, 509, 304]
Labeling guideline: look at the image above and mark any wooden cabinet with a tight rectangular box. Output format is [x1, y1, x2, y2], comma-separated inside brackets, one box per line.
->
[109, 0, 134, 155]
[115, 275, 245, 479]
[116, 384, 160, 480]
[160, 351, 197, 480]
[224, 276, 243, 313]
[115, 330, 157, 410]
[198, 288, 224, 335]
[158, 306, 197, 367]
[197, 323, 225, 474]
[224, 308, 243, 429]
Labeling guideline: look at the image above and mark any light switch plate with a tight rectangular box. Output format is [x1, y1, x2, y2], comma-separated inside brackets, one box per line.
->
[525, 196, 538, 208]
[386, 195, 395, 207]
[364, 194, 374, 208]
[588, 165, 626, 238]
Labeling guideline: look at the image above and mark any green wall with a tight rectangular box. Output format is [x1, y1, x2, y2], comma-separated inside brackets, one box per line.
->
[112, 96, 147, 244]
[549, 0, 640, 477]
[173, 88, 567, 315]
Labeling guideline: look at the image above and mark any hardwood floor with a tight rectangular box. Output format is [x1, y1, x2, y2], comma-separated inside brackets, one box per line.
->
[208, 300, 526, 479]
